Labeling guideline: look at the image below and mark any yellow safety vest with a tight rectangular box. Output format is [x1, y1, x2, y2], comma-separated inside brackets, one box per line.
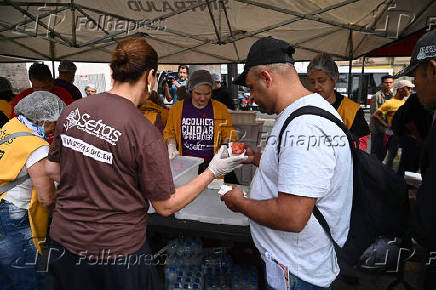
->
[0, 100, 12, 118]
[139, 100, 169, 125]
[336, 97, 361, 129]
[0, 118, 50, 254]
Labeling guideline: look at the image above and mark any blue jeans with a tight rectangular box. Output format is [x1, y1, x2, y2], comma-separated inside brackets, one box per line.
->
[264, 259, 331, 290]
[266, 272, 331, 290]
[0, 200, 41, 290]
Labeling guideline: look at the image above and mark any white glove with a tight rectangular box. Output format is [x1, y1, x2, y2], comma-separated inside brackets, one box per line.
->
[168, 144, 179, 160]
[208, 145, 248, 177]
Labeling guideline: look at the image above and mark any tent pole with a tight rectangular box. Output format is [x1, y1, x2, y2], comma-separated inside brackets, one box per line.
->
[228, 64, 238, 107]
[347, 58, 352, 99]
[347, 30, 353, 100]
[358, 56, 365, 104]
[52, 60, 55, 79]
[49, 31, 55, 78]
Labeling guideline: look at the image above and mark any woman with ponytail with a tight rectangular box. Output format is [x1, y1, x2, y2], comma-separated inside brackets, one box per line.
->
[44, 38, 246, 290]
[43, 37, 164, 290]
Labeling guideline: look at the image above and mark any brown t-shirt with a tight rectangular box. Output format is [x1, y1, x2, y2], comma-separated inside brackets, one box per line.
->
[48, 92, 175, 256]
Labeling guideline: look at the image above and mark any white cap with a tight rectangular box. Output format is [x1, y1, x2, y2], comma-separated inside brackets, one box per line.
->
[394, 79, 415, 89]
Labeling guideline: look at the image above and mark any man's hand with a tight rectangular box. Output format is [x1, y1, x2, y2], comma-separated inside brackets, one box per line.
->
[221, 186, 246, 213]
[164, 82, 173, 102]
[372, 110, 389, 128]
[244, 144, 261, 167]
[173, 79, 181, 88]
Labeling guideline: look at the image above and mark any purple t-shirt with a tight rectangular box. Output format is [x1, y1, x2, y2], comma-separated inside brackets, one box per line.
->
[181, 98, 214, 159]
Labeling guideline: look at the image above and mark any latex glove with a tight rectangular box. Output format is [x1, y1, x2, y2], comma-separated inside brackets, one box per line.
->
[208, 145, 248, 177]
[168, 144, 179, 160]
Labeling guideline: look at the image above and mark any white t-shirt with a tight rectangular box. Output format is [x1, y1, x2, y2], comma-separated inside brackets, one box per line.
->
[3, 145, 49, 209]
[249, 94, 353, 287]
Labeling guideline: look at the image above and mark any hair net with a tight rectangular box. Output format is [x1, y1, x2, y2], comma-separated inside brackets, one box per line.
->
[307, 53, 339, 81]
[14, 91, 66, 122]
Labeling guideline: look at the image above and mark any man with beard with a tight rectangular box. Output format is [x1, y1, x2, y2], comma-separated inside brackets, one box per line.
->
[221, 37, 353, 289]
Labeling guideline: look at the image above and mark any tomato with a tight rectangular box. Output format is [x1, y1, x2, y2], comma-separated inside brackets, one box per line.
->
[232, 142, 245, 155]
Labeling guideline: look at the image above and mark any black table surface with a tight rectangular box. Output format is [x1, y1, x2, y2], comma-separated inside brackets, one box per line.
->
[147, 213, 252, 243]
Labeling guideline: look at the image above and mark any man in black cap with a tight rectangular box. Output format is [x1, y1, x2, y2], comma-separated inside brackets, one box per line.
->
[396, 29, 436, 290]
[221, 37, 353, 289]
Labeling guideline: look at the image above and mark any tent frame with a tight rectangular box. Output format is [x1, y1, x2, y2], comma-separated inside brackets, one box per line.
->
[0, 0, 400, 63]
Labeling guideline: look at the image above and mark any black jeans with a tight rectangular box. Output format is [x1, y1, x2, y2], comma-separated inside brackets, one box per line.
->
[386, 135, 400, 169]
[371, 133, 387, 162]
[45, 239, 160, 290]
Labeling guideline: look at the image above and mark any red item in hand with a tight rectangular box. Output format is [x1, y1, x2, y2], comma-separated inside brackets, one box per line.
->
[232, 142, 245, 155]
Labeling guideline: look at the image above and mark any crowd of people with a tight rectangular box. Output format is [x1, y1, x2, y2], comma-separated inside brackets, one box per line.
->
[0, 29, 435, 290]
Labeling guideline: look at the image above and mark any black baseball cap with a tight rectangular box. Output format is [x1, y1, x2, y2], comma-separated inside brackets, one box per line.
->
[233, 37, 295, 86]
[395, 29, 436, 78]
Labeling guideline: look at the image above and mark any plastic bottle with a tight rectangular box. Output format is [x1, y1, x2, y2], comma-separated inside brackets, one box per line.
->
[193, 276, 202, 287]
[249, 280, 258, 290]
[192, 237, 202, 255]
[176, 241, 185, 258]
[192, 283, 202, 290]
[168, 240, 178, 256]
[184, 242, 193, 266]
[166, 254, 175, 268]
[176, 276, 184, 284]
[172, 282, 182, 290]
[165, 266, 177, 290]
[232, 280, 240, 290]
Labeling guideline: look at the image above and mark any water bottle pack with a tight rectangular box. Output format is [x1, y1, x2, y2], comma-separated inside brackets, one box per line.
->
[231, 264, 258, 290]
[165, 237, 204, 290]
[165, 238, 258, 290]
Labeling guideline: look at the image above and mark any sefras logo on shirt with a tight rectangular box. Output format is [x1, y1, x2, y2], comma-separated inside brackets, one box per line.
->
[64, 108, 122, 145]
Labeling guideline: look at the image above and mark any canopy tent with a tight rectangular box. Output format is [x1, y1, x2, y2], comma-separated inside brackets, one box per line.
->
[0, 0, 435, 64]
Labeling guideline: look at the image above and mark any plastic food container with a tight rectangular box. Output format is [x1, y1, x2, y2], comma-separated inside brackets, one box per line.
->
[170, 156, 203, 187]
[175, 185, 251, 225]
[148, 156, 203, 213]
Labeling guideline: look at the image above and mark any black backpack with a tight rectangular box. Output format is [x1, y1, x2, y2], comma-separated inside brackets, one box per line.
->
[278, 105, 410, 266]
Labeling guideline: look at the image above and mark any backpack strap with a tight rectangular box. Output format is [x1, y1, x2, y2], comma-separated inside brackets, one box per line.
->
[0, 174, 30, 194]
[277, 105, 358, 251]
[0, 131, 34, 145]
[0, 131, 34, 194]
[277, 106, 356, 156]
